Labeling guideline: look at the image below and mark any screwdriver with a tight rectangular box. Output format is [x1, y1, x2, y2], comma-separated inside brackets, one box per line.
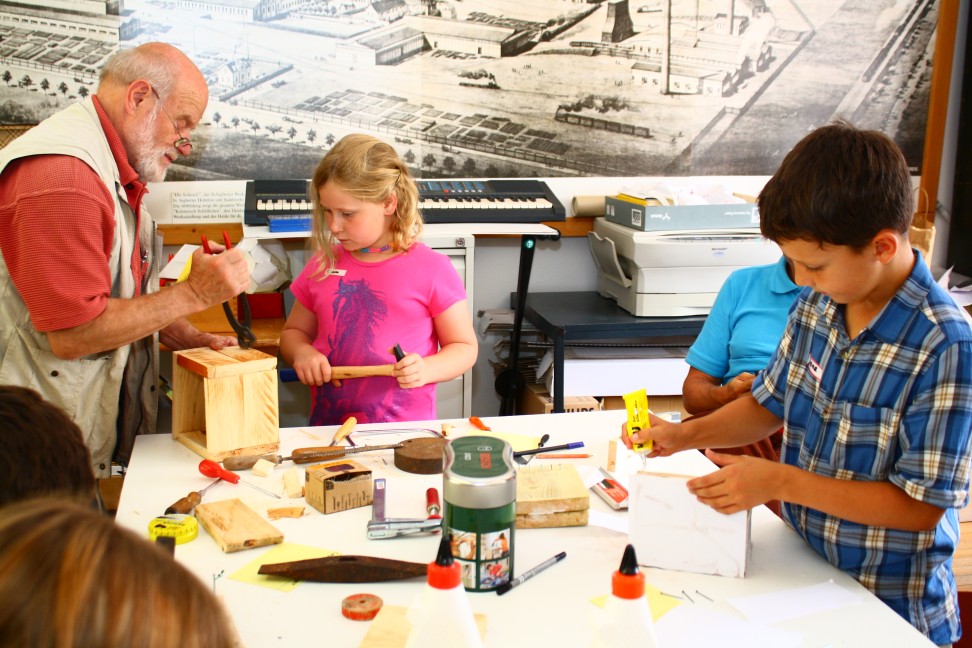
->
[198, 459, 281, 499]
[165, 478, 220, 514]
[223, 443, 404, 471]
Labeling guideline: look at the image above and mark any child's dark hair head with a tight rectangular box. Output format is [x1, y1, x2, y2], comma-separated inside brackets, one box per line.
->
[0, 385, 95, 507]
[758, 120, 914, 250]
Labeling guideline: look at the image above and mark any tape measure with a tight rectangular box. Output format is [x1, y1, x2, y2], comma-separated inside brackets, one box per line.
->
[148, 514, 199, 544]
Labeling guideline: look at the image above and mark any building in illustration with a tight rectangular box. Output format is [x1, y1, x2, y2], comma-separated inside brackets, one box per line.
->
[172, 0, 303, 23]
[335, 22, 425, 67]
[406, 15, 532, 58]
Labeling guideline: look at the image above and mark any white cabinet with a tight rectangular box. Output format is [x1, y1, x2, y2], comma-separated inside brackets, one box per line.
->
[417, 230, 474, 420]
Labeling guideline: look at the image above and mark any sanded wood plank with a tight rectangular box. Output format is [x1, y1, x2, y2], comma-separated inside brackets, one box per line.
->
[515, 464, 589, 521]
[195, 498, 283, 553]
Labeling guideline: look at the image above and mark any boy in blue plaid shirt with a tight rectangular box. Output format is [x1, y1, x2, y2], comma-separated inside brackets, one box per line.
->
[624, 120, 972, 645]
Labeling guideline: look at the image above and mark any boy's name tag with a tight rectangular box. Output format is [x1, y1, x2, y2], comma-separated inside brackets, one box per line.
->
[324, 268, 347, 277]
[806, 355, 822, 381]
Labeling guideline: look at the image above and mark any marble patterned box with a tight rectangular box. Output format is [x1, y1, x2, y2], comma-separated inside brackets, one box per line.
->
[628, 471, 751, 578]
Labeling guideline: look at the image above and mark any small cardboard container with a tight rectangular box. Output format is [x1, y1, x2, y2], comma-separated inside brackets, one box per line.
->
[601, 394, 688, 420]
[518, 383, 602, 415]
[305, 459, 373, 515]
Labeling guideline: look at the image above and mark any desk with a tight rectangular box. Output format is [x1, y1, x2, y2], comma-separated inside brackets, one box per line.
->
[512, 292, 706, 413]
[115, 411, 930, 647]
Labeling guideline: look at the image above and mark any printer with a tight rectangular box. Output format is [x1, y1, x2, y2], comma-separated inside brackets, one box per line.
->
[588, 217, 781, 317]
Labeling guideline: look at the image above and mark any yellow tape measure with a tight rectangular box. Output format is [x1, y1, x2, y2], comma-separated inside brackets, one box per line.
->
[623, 388, 652, 453]
[148, 514, 199, 544]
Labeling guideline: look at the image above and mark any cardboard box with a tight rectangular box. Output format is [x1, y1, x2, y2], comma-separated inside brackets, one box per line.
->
[605, 194, 759, 232]
[601, 394, 688, 421]
[305, 459, 373, 515]
[519, 383, 602, 415]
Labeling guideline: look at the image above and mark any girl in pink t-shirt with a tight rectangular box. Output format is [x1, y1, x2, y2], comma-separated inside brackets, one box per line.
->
[280, 134, 478, 425]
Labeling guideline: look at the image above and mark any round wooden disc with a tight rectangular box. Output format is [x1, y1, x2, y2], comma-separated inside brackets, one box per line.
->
[394, 437, 448, 474]
[341, 593, 383, 621]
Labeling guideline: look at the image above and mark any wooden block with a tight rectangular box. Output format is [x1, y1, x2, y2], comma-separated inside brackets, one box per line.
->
[514, 464, 589, 528]
[607, 439, 618, 472]
[267, 506, 305, 520]
[516, 509, 589, 529]
[359, 605, 487, 648]
[252, 458, 276, 477]
[283, 467, 304, 499]
[195, 498, 284, 553]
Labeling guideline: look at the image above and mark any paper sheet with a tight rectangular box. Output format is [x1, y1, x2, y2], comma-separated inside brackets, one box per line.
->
[160, 244, 198, 281]
[726, 579, 863, 625]
[591, 582, 682, 623]
[230, 542, 340, 592]
[655, 604, 802, 647]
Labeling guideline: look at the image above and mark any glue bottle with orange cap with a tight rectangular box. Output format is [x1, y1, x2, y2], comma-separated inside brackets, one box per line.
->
[404, 535, 483, 648]
[590, 544, 658, 648]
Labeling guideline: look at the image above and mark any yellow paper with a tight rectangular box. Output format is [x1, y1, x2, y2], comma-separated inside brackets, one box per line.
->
[230, 542, 339, 592]
[591, 581, 682, 622]
[474, 430, 540, 452]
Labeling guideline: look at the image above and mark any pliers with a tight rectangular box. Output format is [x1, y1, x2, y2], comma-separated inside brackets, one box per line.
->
[200, 231, 256, 349]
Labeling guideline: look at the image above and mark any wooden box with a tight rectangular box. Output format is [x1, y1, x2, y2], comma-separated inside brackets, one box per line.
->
[171, 347, 280, 461]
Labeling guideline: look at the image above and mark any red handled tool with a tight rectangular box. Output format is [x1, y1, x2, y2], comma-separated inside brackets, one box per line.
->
[200, 232, 256, 349]
[198, 459, 280, 499]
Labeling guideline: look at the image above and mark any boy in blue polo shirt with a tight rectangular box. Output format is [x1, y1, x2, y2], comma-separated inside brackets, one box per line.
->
[623, 120, 972, 645]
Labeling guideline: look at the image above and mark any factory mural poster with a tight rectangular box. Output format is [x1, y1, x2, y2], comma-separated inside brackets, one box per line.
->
[0, 0, 940, 181]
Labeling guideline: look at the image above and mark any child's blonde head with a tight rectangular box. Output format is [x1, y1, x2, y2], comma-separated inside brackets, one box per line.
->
[309, 134, 422, 274]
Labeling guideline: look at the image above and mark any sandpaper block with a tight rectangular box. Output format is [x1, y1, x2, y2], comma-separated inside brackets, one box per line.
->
[195, 498, 284, 553]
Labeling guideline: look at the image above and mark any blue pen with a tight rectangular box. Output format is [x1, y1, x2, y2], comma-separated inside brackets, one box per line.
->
[512, 442, 584, 458]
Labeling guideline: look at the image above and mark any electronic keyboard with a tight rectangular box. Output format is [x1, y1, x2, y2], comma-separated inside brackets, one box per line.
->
[244, 178, 565, 231]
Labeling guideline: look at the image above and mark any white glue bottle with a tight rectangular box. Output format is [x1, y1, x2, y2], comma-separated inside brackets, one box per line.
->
[591, 544, 659, 648]
[405, 535, 484, 648]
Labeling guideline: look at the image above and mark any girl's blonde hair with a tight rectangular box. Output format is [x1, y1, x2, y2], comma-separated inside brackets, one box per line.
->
[308, 133, 422, 277]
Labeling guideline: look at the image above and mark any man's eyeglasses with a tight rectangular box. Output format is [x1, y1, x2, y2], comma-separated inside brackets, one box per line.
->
[150, 86, 193, 154]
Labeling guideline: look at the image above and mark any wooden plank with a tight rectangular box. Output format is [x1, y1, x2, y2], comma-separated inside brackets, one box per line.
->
[175, 347, 277, 378]
[195, 498, 284, 553]
[915, 0, 960, 228]
[516, 509, 589, 529]
[515, 464, 589, 522]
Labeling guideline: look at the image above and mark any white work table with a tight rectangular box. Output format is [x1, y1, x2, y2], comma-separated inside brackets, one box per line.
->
[115, 410, 932, 647]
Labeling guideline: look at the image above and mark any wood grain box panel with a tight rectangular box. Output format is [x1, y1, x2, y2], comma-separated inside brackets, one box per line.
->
[172, 346, 279, 461]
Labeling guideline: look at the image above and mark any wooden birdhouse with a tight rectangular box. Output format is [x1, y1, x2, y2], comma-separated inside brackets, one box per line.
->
[171, 347, 280, 461]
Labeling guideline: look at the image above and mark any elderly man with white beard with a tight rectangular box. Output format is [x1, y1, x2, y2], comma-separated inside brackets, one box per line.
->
[0, 42, 251, 479]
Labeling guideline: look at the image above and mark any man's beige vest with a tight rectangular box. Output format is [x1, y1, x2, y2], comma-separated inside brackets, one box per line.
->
[0, 98, 159, 477]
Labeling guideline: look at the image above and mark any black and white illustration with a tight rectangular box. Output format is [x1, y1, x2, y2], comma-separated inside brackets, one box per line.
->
[0, 0, 940, 180]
